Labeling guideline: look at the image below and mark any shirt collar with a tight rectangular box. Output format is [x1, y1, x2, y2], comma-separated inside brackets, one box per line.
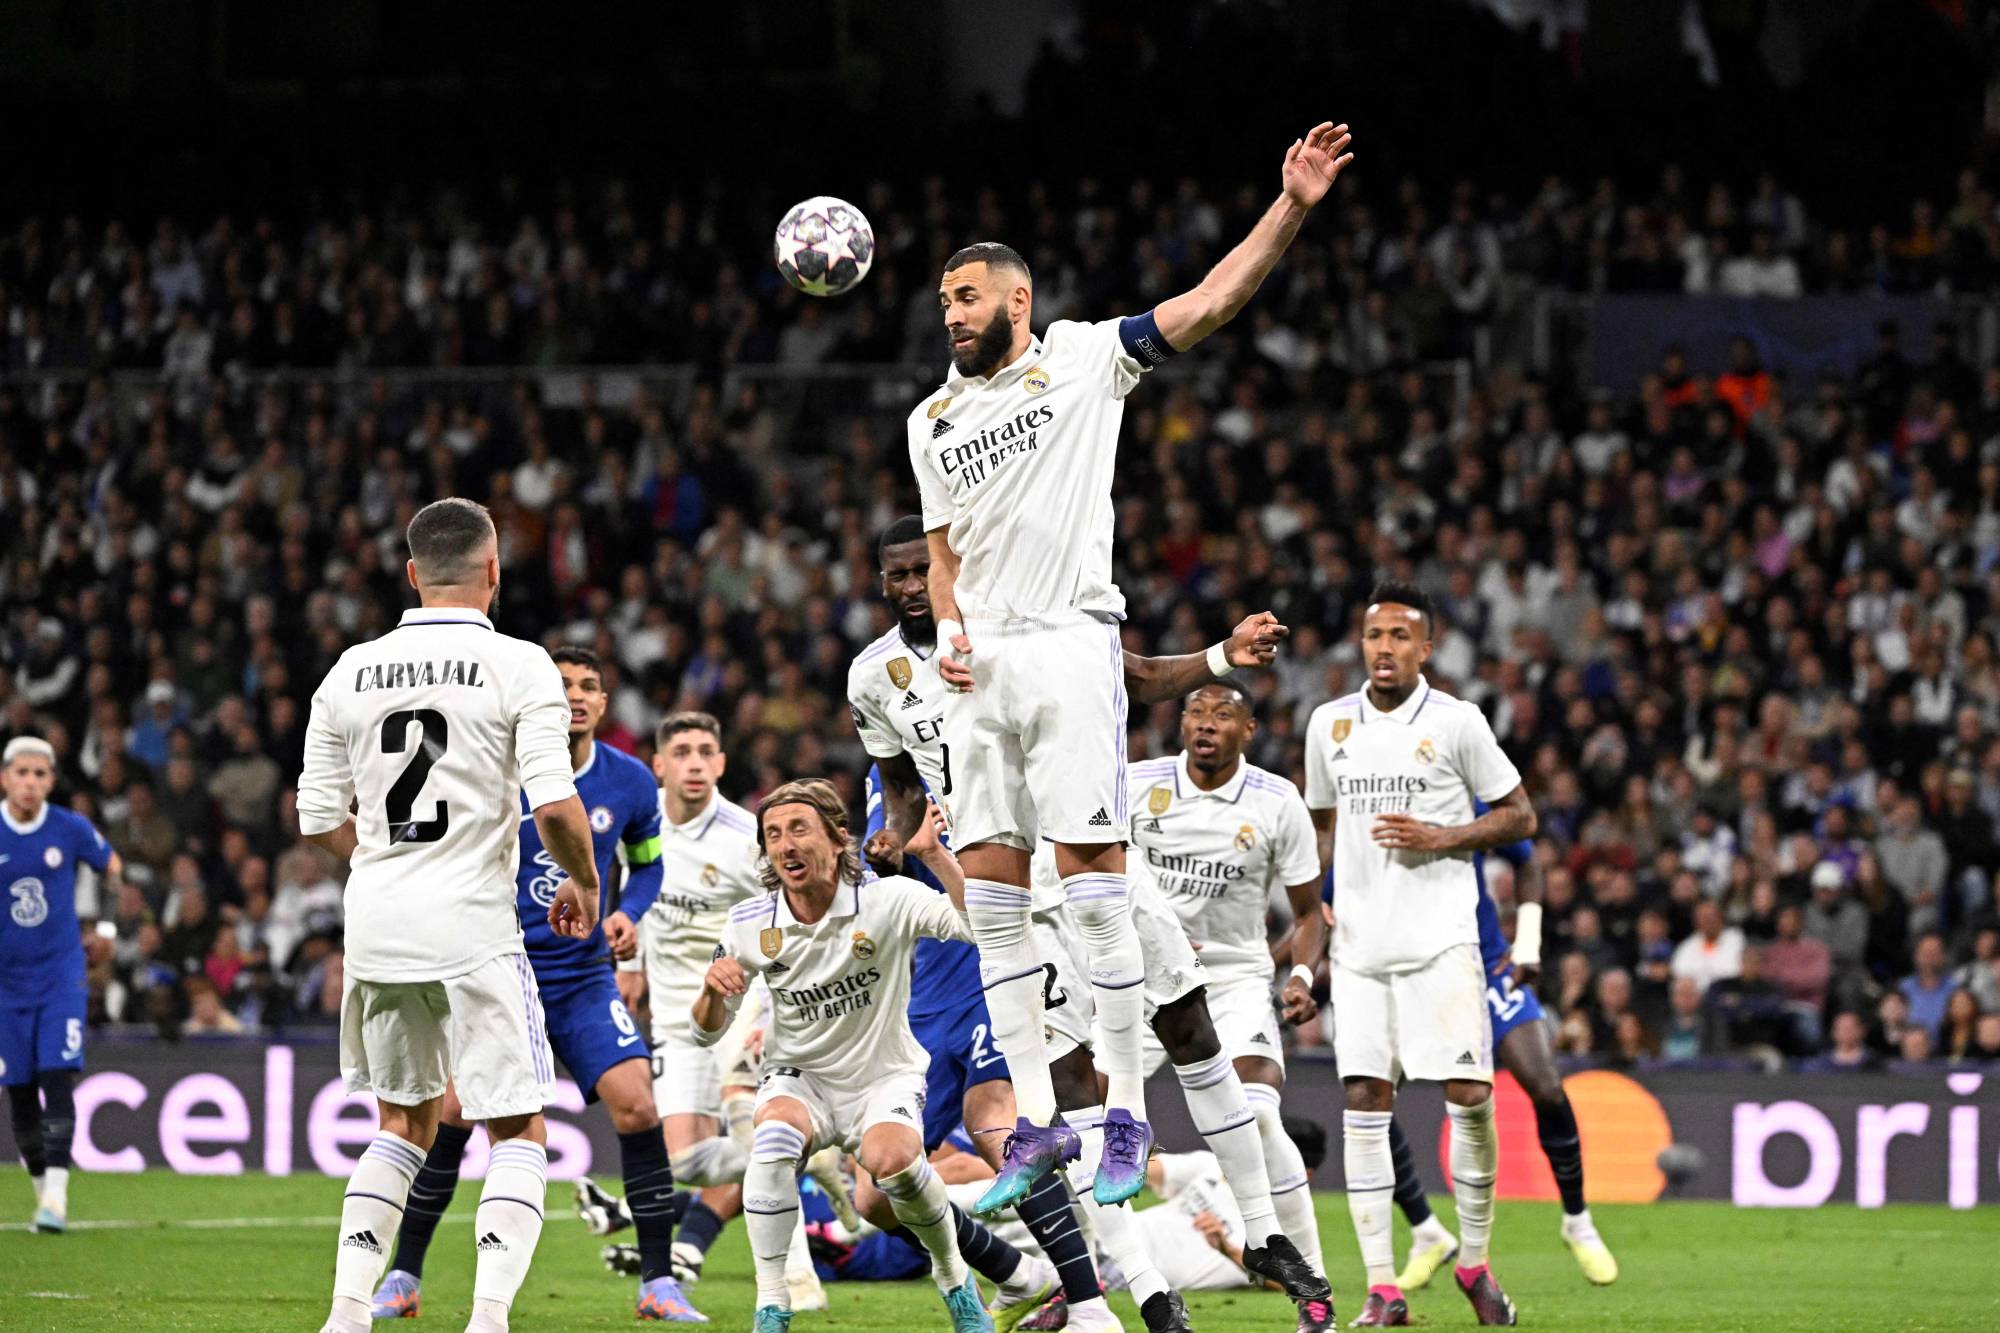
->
[1, 801, 49, 835]
[399, 606, 494, 630]
[669, 791, 722, 839]
[899, 626, 933, 662]
[1176, 751, 1249, 804]
[1361, 675, 1432, 726]
[775, 876, 859, 928]
[945, 335, 1045, 393]
[573, 740, 597, 781]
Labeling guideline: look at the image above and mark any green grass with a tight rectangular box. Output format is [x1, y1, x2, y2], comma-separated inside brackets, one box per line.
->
[0, 1171, 1994, 1330]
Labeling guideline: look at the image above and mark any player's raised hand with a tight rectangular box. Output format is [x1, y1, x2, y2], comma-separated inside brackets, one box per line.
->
[1227, 610, 1290, 668]
[1371, 812, 1448, 853]
[938, 625, 976, 693]
[602, 909, 639, 961]
[548, 878, 600, 939]
[903, 795, 951, 861]
[864, 825, 905, 877]
[1281, 122, 1354, 210]
[703, 954, 749, 1000]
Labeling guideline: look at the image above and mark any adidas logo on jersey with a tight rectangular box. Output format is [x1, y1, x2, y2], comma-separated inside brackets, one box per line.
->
[899, 690, 924, 710]
[1331, 747, 1349, 762]
[1249, 1031, 1272, 1046]
[767, 959, 791, 975]
[1141, 818, 1162, 834]
[1456, 1050, 1476, 1066]
[342, 1229, 383, 1253]
[477, 1231, 509, 1252]
[1086, 807, 1113, 828]
[931, 417, 954, 439]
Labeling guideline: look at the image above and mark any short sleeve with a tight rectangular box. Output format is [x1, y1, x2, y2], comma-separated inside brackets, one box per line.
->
[296, 671, 355, 836]
[1056, 318, 1148, 400]
[621, 773, 664, 862]
[888, 877, 972, 944]
[1454, 708, 1523, 805]
[1272, 789, 1322, 886]
[848, 684, 904, 761]
[514, 649, 578, 812]
[1302, 706, 1337, 809]
[908, 413, 956, 531]
[72, 814, 114, 874]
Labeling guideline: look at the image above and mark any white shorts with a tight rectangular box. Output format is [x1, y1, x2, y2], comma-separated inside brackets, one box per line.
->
[647, 971, 724, 1119]
[941, 612, 1128, 850]
[1331, 943, 1492, 1085]
[757, 1065, 928, 1154]
[339, 951, 552, 1122]
[1143, 969, 1281, 1078]
[1033, 908, 1095, 1062]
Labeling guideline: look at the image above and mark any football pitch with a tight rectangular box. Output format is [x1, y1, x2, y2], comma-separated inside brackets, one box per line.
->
[0, 1172, 1991, 1330]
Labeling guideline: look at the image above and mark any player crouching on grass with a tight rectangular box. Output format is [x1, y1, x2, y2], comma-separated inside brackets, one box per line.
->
[693, 780, 994, 1333]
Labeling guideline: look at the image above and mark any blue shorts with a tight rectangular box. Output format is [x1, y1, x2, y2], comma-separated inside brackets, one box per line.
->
[0, 987, 86, 1085]
[1484, 965, 1546, 1048]
[536, 966, 647, 1104]
[912, 993, 1010, 1152]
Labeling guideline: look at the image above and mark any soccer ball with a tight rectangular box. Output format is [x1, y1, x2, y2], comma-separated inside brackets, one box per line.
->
[774, 195, 874, 297]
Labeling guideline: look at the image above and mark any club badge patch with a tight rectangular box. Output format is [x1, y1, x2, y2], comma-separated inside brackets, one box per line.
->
[851, 931, 876, 960]
[926, 397, 952, 420]
[1148, 786, 1172, 817]
[887, 657, 913, 690]
[1022, 366, 1050, 395]
[1235, 824, 1256, 851]
[1415, 738, 1437, 764]
[1331, 718, 1352, 743]
[701, 864, 721, 887]
[760, 928, 784, 959]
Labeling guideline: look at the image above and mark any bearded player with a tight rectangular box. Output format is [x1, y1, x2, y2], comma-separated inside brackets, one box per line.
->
[1304, 583, 1533, 1327]
[849, 516, 1302, 1331]
[910, 122, 1355, 1212]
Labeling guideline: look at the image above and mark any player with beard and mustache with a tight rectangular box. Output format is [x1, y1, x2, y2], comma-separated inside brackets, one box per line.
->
[902, 124, 1354, 1244]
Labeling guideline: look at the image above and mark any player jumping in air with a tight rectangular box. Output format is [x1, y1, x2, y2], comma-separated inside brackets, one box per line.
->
[0, 736, 121, 1235]
[1385, 801, 1619, 1289]
[1304, 583, 1534, 1328]
[1123, 682, 1338, 1331]
[299, 498, 602, 1333]
[694, 781, 991, 1333]
[849, 516, 1299, 1332]
[909, 121, 1355, 1212]
[370, 646, 703, 1322]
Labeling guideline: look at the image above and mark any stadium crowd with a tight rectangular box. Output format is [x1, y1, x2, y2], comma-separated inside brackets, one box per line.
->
[1, 169, 1998, 1074]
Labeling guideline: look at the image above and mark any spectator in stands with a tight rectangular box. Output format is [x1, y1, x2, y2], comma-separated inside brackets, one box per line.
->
[1659, 976, 1715, 1063]
[1877, 796, 1951, 937]
[1900, 933, 1959, 1039]
[1802, 1012, 1879, 1072]
[1672, 899, 1745, 995]
[1941, 989, 1984, 1064]
[1803, 862, 1867, 978]
[1706, 944, 1804, 1057]
[1764, 903, 1832, 1044]
[182, 977, 245, 1036]
[1973, 1014, 2000, 1064]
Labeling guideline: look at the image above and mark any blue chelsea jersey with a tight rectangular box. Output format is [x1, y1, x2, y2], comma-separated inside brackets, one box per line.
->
[865, 764, 983, 1021]
[0, 803, 113, 1005]
[516, 742, 664, 984]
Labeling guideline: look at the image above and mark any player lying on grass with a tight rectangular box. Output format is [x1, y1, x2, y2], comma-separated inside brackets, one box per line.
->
[0, 735, 121, 1236]
[908, 121, 1353, 1215]
[1383, 803, 1618, 1291]
[692, 780, 992, 1333]
[370, 646, 702, 1323]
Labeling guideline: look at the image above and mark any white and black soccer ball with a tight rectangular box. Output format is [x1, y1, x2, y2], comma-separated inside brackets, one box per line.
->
[773, 195, 874, 297]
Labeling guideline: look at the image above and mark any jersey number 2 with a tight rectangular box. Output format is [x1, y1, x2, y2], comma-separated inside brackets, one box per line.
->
[381, 709, 449, 843]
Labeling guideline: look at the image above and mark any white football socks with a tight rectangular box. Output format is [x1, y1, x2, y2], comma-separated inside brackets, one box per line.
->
[670, 1135, 749, 1186]
[330, 1132, 425, 1323]
[1174, 1053, 1277, 1246]
[745, 1121, 807, 1311]
[471, 1138, 547, 1320]
[1343, 1109, 1397, 1286]
[965, 879, 1057, 1123]
[1247, 1081, 1324, 1273]
[878, 1157, 969, 1294]
[1447, 1098, 1497, 1268]
[1063, 874, 1148, 1118]
[41, 1165, 68, 1213]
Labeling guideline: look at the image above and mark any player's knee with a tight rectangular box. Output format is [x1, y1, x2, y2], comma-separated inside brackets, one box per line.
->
[1153, 990, 1220, 1062]
[607, 1098, 660, 1136]
[858, 1137, 923, 1185]
[1518, 1067, 1566, 1108]
[486, 1110, 547, 1145]
[1343, 1077, 1393, 1113]
[748, 1118, 809, 1167]
[1063, 891, 1129, 936]
[1444, 1080, 1492, 1109]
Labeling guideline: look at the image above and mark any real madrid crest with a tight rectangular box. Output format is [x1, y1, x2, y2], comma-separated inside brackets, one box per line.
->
[1331, 718, 1352, 743]
[1235, 824, 1256, 851]
[701, 864, 721, 887]
[759, 927, 783, 959]
[1415, 738, 1437, 764]
[851, 930, 876, 960]
[1022, 366, 1050, 395]
[926, 397, 952, 420]
[1147, 786, 1172, 817]
[887, 657, 913, 690]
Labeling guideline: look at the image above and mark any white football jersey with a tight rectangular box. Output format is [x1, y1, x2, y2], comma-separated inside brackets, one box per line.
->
[1125, 752, 1320, 983]
[297, 607, 575, 983]
[641, 790, 764, 975]
[846, 626, 950, 795]
[1303, 676, 1523, 975]
[1135, 1151, 1253, 1292]
[907, 319, 1154, 620]
[699, 875, 972, 1081]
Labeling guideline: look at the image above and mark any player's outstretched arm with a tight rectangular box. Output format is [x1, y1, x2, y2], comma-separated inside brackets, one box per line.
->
[1122, 611, 1289, 705]
[864, 750, 930, 877]
[1280, 873, 1326, 1025]
[1509, 853, 1544, 988]
[691, 954, 749, 1044]
[1153, 123, 1353, 352]
[534, 794, 602, 938]
[903, 797, 968, 912]
[1371, 783, 1538, 854]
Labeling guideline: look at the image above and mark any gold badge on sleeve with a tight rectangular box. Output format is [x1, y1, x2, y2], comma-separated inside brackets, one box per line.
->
[1147, 786, 1172, 817]
[1331, 718, 1351, 743]
[759, 928, 783, 959]
[887, 657, 913, 690]
[926, 397, 952, 420]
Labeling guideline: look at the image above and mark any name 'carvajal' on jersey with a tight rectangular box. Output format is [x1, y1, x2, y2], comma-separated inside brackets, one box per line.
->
[353, 659, 485, 691]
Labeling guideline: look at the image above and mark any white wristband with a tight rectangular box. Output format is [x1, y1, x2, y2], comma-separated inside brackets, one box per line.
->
[1289, 963, 1315, 989]
[1514, 901, 1543, 968]
[1206, 641, 1235, 677]
[937, 619, 964, 653]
